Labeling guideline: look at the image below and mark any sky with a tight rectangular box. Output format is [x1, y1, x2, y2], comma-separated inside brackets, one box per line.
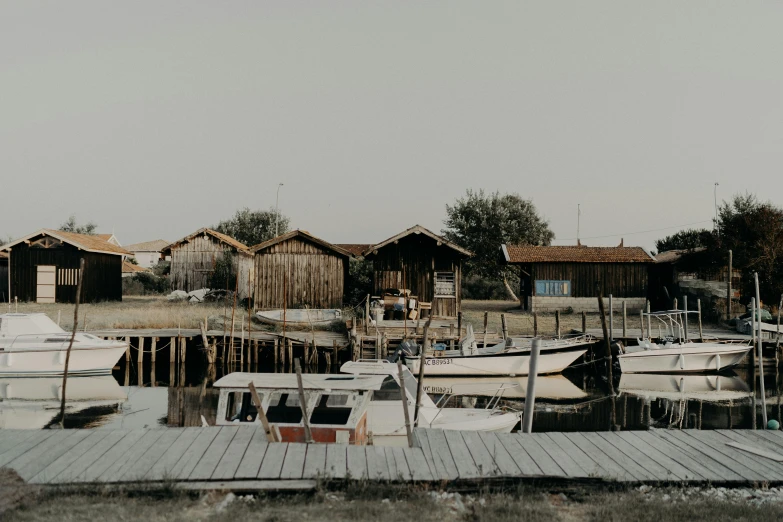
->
[2, 1, 782, 250]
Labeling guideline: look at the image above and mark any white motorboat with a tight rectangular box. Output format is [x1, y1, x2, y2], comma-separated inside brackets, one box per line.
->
[0, 375, 127, 429]
[214, 361, 521, 446]
[618, 311, 752, 374]
[401, 324, 586, 376]
[256, 308, 342, 327]
[507, 334, 597, 353]
[0, 313, 128, 376]
[423, 375, 588, 401]
[618, 373, 751, 402]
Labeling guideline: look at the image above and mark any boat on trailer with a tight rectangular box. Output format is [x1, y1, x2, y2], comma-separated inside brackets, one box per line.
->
[618, 311, 752, 374]
[255, 308, 342, 327]
[0, 314, 127, 377]
[400, 324, 586, 377]
[214, 361, 521, 445]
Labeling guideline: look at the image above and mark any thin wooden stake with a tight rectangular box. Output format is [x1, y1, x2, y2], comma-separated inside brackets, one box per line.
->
[501, 313, 508, 340]
[150, 337, 157, 387]
[137, 337, 144, 386]
[397, 359, 414, 447]
[622, 301, 627, 339]
[727, 250, 733, 321]
[755, 273, 768, 427]
[414, 318, 432, 426]
[597, 291, 615, 396]
[555, 310, 561, 338]
[697, 299, 704, 341]
[249, 381, 278, 442]
[59, 258, 85, 428]
[294, 359, 314, 443]
[582, 311, 586, 334]
[533, 312, 538, 337]
[521, 338, 541, 433]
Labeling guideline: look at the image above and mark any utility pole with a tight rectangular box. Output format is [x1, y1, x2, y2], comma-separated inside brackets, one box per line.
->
[714, 182, 719, 231]
[275, 182, 284, 237]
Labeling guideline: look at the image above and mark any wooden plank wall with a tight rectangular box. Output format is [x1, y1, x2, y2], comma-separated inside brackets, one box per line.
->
[7, 242, 122, 303]
[169, 236, 253, 299]
[254, 237, 346, 309]
[370, 235, 462, 317]
[0, 262, 8, 301]
[531, 262, 649, 298]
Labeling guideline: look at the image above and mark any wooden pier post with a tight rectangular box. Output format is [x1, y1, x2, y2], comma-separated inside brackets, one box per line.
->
[684, 295, 689, 341]
[137, 337, 144, 386]
[622, 301, 627, 340]
[333, 340, 338, 368]
[581, 311, 586, 333]
[777, 294, 782, 365]
[522, 338, 541, 433]
[533, 312, 538, 337]
[640, 309, 645, 339]
[646, 301, 652, 339]
[457, 311, 463, 338]
[414, 320, 431, 427]
[249, 382, 278, 442]
[150, 337, 157, 387]
[501, 313, 508, 340]
[608, 295, 613, 344]
[365, 294, 370, 335]
[697, 299, 704, 341]
[673, 297, 678, 311]
[597, 292, 614, 396]
[169, 336, 176, 385]
[397, 360, 414, 447]
[273, 338, 279, 370]
[287, 339, 293, 373]
[727, 250, 733, 321]
[555, 310, 561, 338]
[179, 337, 187, 386]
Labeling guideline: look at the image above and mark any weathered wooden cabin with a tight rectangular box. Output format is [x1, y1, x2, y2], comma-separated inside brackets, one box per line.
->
[362, 225, 471, 318]
[163, 228, 254, 299]
[251, 230, 352, 310]
[502, 242, 655, 312]
[0, 229, 129, 303]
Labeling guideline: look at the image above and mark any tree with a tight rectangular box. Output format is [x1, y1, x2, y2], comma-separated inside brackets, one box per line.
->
[654, 228, 714, 254]
[442, 190, 554, 299]
[213, 207, 290, 247]
[59, 215, 97, 235]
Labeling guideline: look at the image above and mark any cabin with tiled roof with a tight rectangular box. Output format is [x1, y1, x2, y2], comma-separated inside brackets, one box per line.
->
[502, 240, 655, 312]
[163, 228, 254, 299]
[125, 239, 170, 268]
[0, 229, 130, 303]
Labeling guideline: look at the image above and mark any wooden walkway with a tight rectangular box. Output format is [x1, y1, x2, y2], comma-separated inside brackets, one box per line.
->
[3, 427, 783, 487]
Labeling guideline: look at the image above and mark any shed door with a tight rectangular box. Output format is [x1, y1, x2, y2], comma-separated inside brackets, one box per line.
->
[36, 265, 56, 303]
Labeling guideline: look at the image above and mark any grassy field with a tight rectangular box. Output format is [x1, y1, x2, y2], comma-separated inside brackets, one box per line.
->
[5, 480, 783, 522]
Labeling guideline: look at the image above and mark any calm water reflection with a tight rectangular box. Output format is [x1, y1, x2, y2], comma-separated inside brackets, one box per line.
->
[1, 360, 781, 432]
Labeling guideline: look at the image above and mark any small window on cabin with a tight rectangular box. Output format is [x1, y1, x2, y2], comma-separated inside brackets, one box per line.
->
[434, 271, 456, 297]
[225, 391, 259, 423]
[310, 393, 353, 425]
[266, 393, 304, 424]
[535, 280, 571, 297]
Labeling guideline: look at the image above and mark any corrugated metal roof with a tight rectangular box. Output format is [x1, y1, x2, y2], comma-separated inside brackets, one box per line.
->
[124, 239, 170, 252]
[503, 244, 654, 264]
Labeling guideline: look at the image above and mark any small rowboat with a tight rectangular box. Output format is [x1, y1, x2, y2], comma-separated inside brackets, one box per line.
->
[255, 309, 342, 327]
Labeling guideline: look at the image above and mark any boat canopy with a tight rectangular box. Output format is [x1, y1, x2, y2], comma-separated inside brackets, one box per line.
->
[213, 372, 387, 391]
[0, 314, 65, 338]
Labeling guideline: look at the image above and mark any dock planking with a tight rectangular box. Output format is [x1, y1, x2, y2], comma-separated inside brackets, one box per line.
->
[4, 428, 783, 488]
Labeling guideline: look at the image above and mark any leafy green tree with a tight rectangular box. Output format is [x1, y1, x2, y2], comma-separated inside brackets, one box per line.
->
[654, 228, 714, 254]
[213, 207, 290, 247]
[345, 258, 373, 308]
[59, 215, 97, 235]
[442, 190, 554, 299]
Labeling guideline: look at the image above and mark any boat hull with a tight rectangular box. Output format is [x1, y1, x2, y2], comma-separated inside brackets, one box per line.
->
[404, 349, 586, 376]
[618, 345, 751, 374]
[256, 309, 341, 327]
[0, 345, 127, 377]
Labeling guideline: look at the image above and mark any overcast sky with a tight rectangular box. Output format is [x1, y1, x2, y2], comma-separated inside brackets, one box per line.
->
[2, 1, 781, 250]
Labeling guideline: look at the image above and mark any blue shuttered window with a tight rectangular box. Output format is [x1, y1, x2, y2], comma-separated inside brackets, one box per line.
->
[535, 280, 571, 297]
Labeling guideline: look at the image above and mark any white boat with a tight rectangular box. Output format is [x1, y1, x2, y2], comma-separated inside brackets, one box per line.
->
[0, 313, 127, 376]
[0, 375, 127, 429]
[618, 311, 752, 374]
[214, 361, 521, 446]
[256, 308, 342, 327]
[507, 334, 597, 353]
[618, 373, 751, 402]
[400, 324, 586, 376]
[423, 375, 588, 401]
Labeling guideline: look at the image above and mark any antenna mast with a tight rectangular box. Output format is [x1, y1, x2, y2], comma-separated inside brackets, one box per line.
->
[577, 204, 581, 243]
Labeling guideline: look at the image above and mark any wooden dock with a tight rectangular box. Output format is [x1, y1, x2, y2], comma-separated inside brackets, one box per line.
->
[4, 427, 783, 488]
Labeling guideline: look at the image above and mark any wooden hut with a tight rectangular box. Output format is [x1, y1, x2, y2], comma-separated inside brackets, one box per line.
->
[251, 230, 352, 310]
[0, 229, 129, 303]
[362, 225, 471, 318]
[163, 228, 254, 299]
[502, 241, 655, 312]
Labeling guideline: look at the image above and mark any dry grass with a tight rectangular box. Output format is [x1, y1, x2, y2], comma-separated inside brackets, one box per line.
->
[461, 300, 607, 337]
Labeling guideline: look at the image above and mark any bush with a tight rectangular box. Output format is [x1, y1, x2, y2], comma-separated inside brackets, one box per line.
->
[462, 275, 508, 300]
[122, 273, 170, 295]
[345, 258, 373, 308]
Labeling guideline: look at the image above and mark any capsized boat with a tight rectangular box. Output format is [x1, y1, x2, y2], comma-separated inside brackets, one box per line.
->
[0, 314, 128, 376]
[255, 308, 342, 327]
[214, 361, 521, 445]
[400, 324, 586, 377]
[618, 311, 751, 374]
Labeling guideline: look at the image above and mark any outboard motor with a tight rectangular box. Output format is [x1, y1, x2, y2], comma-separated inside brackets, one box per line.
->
[387, 340, 420, 363]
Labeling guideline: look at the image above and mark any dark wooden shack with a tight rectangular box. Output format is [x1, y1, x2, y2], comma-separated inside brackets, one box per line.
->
[251, 230, 352, 309]
[163, 228, 254, 300]
[502, 242, 654, 312]
[362, 225, 471, 318]
[0, 252, 8, 302]
[0, 229, 128, 303]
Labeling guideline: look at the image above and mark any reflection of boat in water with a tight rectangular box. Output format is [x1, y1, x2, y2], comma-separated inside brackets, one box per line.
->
[0, 376, 127, 429]
[619, 373, 751, 402]
[423, 375, 587, 401]
[255, 309, 341, 327]
[0, 313, 128, 376]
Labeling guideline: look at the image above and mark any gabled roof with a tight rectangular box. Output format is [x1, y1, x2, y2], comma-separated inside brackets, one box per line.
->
[250, 230, 353, 258]
[0, 229, 130, 256]
[336, 244, 373, 257]
[163, 228, 250, 254]
[502, 244, 654, 264]
[363, 225, 472, 257]
[125, 239, 170, 253]
[122, 260, 151, 274]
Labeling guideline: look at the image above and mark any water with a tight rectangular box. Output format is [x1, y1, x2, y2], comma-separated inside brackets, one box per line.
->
[1, 356, 780, 432]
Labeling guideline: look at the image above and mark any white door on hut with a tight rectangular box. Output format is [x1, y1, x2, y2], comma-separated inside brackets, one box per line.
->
[36, 265, 56, 304]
